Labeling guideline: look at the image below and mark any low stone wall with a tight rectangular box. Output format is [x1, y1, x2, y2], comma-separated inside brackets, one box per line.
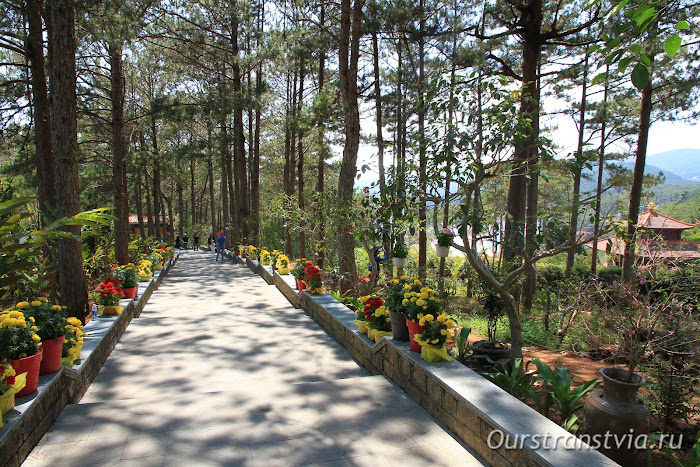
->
[246, 257, 259, 274]
[297, 290, 617, 467]
[0, 253, 178, 467]
[259, 264, 274, 285]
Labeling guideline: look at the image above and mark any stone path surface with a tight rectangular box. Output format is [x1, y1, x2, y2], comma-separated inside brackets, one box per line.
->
[24, 251, 486, 466]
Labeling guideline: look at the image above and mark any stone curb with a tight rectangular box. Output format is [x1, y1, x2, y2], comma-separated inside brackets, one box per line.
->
[0, 253, 179, 467]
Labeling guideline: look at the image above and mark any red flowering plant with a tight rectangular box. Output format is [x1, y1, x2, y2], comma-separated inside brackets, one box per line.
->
[362, 296, 391, 332]
[1, 362, 17, 395]
[94, 279, 124, 306]
[302, 262, 324, 293]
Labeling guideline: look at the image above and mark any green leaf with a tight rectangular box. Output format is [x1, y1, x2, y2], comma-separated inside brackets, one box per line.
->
[618, 56, 633, 73]
[664, 35, 682, 58]
[606, 0, 630, 20]
[630, 44, 644, 53]
[674, 20, 689, 30]
[631, 62, 649, 90]
[635, 6, 657, 28]
[640, 53, 651, 65]
[592, 72, 608, 86]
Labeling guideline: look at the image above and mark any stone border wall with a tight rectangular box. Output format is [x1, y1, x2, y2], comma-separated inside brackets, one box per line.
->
[243, 260, 618, 467]
[0, 254, 178, 467]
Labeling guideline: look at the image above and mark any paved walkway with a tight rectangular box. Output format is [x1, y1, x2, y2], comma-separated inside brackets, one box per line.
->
[24, 251, 486, 466]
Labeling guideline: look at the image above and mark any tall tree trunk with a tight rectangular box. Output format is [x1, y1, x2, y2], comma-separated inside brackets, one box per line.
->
[231, 5, 249, 242]
[316, 3, 326, 268]
[252, 65, 262, 246]
[190, 156, 196, 227]
[151, 117, 161, 241]
[109, 43, 129, 265]
[49, 0, 88, 321]
[566, 53, 589, 276]
[285, 71, 297, 257]
[591, 67, 609, 274]
[622, 70, 654, 283]
[337, 0, 363, 285]
[503, 0, 542, 269]
[144, 162, 154, 237]
[371, 28, 385, 191]
[417, 0, 427, 283]
[135, 165, 146, 239]
[208, 122, 216, 238]
[221, 125, 230, 246]
[26, 0, 55, 217]
[297, 58, 306, 259]
[177, 182, 184, 238]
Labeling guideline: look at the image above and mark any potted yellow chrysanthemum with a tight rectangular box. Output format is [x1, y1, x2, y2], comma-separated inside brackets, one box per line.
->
[414, 313, 454, 362]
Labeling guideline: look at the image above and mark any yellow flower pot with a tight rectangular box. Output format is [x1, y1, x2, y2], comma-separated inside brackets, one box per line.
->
[278, 266, 290, 275]
[354, 319, 368, 334]
[0, 372, 27, 415]
[100, 305, 123, 316]
[61, 341, 83, 368]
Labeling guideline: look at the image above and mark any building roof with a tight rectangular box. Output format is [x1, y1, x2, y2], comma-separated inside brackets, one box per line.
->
[586, 237, 700, 259]
[637, 209, 698, 231]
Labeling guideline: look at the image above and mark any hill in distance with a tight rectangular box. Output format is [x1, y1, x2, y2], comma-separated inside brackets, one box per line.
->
[644, 148, 700, 180]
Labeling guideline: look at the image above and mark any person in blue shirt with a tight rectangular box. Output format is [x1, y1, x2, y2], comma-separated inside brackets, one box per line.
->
[369, 247, 387, 274]
[216, 231, 226, 262]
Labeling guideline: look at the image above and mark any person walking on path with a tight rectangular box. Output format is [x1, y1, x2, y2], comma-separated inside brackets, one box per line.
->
[183, 233, 189, 251]
[175, 236, 182, 249]
[216, 231, 226, 262]
[193, 234, 200, 251]
[210, 238, 217, 259]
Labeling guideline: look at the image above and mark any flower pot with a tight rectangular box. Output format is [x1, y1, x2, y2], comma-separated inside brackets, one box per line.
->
[584, 368, 650, 467]
[122, 284, 139, 300]
[389, 311, 409, 341]
[372, 330, 392, 342]
[11, 348, 43, 397]
[278, 266, 289, 275]
[296, 279, 307, 291]
[471, 341, 512, 362]
[240, 252, 246, 258]
[406, 318, 425, 352]
[0, 372, 26, 415]
[61, 341, 83, 368]
[393, 257, 406, 267]
[354, 320, 368, 334]
[40, 335, 65, 375]
[100, 305, 123, 316]
[436, 245, 450, 257]
[307, 286, 325, 295]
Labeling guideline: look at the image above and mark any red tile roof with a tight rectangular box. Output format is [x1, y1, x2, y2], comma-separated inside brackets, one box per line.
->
[638, 210, 698, 230]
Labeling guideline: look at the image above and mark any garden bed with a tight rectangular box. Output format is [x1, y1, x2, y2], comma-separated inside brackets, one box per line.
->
[0, 254, 178, 467]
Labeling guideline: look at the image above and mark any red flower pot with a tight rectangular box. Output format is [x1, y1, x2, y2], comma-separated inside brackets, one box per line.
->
[406, 318, 425, 352]
[40, 335, 65, 375]
[11, 347, 43, 397]
[122, 285, 139, 300]
[296, 279, 307, 291]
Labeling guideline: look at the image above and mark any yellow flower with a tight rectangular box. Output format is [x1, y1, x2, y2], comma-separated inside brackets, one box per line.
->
[391, 279, 399, 285]
[446, 319, 454, 328]
[31, 300, 42, 307]
[404, 293, 411, 299]
[28, 316, 35, 323]
[52, 305, 63, 311]
[410, 297, 417, 303]
[437, 315, 446, 323]
[413, 279, 422, 286]
[31, 334, 41, 342]
[416, 299, 426, 307]
[9, 310, 23, 319]
[3, 366, 15, 377]
[402, 299, 409, 306]
[419, 318, 426, 326]
[400, 275, 408, 280]
[32, 326, 39, 332]
[16, 302, 29, 309]
[420, 292, 429, 300]
[440, 329, 448, 336]
[403, 284, 412, 290]
[431, 339, 440, 345]
[425, 314, 434, 322]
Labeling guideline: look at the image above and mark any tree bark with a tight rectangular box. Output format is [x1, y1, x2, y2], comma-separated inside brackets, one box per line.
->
[417, 0, 427, 283]
[190, 156, 196, 227]
[109, 43, 129, 265]
[49, 0, 88, 321]
[177, 182, 184, 238]
[316, 3, 326, 268]
[566, 53, 589, 276]
[503, 0, 542, 268]
[337, 0, 363, 285]
[622, 74, 654, 282]
[297, 57, 306, 259]
[135, 165, 145, 239]
[144, 161, 154, 237]
[591, 67, 609, 274]
[26, 0, 55, 218]
[231, 4, 249, 242]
